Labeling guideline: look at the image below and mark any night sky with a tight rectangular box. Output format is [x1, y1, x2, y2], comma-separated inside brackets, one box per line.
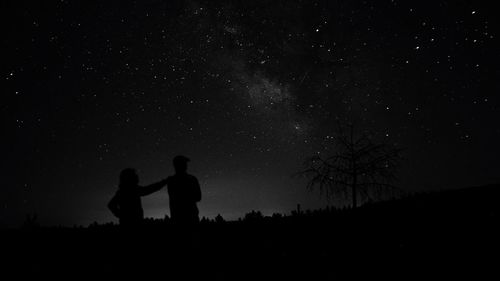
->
[3, 0, 499, 227]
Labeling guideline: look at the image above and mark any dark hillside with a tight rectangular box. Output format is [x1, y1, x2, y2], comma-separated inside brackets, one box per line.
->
[2, 184, 499, 279]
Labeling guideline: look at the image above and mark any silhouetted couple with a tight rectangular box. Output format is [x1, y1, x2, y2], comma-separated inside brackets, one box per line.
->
[108, 155, 201, 228]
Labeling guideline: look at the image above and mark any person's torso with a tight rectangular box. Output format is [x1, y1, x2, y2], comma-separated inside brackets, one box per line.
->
[167, 174, 198, 215]
[116, 188, 144, 219]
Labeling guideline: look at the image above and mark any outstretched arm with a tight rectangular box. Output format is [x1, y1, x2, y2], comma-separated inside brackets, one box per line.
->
[138, 179, 168, 196]
[108, 195, 121, 218]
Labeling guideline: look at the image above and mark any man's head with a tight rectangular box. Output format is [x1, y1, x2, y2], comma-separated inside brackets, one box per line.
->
[173, 155, 190, 174]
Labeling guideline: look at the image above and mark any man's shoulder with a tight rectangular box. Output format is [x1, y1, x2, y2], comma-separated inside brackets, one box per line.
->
[166, 175, 175, 185]
[186, 174, 199, 182]
[167, 174, 198, 182]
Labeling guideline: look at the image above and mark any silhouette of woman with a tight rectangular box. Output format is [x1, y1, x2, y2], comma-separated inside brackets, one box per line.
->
[108, 168, 167, 228]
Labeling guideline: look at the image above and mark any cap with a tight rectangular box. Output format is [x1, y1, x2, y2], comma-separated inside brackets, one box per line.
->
[173, 155, 190, 163]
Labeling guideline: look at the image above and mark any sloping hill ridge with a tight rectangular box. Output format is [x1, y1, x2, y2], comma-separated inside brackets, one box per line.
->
[361, 183, 500, 217]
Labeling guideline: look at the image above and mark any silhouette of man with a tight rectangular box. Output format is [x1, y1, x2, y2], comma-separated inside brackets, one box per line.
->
[167, 155, 202, 225]
[108, 168, 167, 227]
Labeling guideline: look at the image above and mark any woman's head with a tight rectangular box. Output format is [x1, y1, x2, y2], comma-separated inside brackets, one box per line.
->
[119, 168, 139, 189]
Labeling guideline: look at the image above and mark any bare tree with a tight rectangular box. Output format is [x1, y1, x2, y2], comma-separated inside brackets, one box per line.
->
[296, 124, 402, 208]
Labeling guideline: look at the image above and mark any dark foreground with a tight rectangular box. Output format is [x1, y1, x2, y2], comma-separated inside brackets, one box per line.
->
[2, 184, 499, 279]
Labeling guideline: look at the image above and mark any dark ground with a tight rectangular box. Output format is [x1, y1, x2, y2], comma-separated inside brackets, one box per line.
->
[2, 184, 499, 279]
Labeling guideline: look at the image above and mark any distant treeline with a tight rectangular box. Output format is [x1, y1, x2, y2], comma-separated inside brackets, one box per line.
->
[19, 183, 499, 230]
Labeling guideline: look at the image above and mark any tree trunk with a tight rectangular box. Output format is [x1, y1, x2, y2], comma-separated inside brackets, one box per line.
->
[350, 127, 357, 208]
[352, 174, 357, 208]
[352, 184, 357, 208]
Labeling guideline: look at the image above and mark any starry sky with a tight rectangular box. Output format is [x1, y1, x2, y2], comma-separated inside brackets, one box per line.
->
[2, 0, 499, 227]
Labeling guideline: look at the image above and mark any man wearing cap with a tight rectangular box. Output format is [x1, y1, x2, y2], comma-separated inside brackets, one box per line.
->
[166, 155, 202, 225]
